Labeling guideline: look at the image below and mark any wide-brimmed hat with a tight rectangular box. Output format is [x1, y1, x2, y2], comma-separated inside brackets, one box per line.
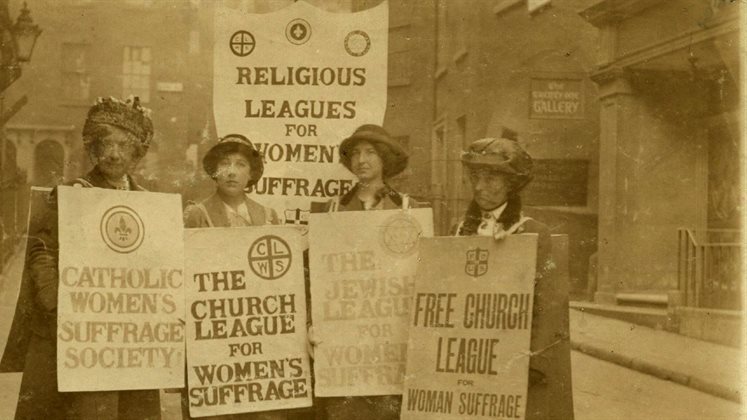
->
[203, 134, 263, 188]
[339, 124, 408, 178]
[82, 96, 154, 151]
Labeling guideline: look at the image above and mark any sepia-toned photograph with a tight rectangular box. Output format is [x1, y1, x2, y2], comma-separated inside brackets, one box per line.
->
[0, 0, 743, 419]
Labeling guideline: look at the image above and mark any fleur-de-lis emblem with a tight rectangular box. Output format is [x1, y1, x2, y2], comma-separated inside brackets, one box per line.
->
[115, 216, 131, 241]
[101, 206, 144, 253]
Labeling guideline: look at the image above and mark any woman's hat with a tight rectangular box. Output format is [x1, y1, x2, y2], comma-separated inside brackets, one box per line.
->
[203, 134, 264, 188]
[461, 132, 533, 192]
[82, 96, 154, 150]
[461, 137, 533, 177]
[339, 124, 409, 178]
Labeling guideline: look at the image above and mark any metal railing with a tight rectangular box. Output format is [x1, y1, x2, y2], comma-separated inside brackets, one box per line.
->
[678, 228, 742, 310]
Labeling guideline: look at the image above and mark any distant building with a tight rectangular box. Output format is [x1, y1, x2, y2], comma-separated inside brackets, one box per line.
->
[5, 0, 210, 196]
[4, 0, 740, 315]
[579, 0, 741, 321]
[355, 0, 601, 294]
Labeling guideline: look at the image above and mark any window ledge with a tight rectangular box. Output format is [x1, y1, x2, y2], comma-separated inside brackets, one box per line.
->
[435, 66, 448, 80]
[453, 48, 468, 63]
[388, 78, 412, 87]
[493, 0, 523, 16]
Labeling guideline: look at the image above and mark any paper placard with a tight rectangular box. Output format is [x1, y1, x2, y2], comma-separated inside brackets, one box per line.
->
[401, 235, 537, 420]
[185, 227, 312, 417]
[309, 208, 433, 396]
[56, 186, 185, 391]
[213, 1, 389, 222]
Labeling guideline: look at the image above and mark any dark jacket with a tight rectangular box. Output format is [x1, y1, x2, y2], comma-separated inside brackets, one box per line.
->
[1, 167, 161, 420]
[312, 183, 421, 213]
[183, 192, 279, 228]
[455, 198, 574, 420]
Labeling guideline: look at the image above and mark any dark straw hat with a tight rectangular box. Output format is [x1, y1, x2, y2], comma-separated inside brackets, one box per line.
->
[339, 124, 408, 178]
[203, 134, 264, 188]
[83, 96, 154, 150]
[461, 129, 533, 192]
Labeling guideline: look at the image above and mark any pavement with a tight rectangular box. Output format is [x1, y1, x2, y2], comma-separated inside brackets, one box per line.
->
[570, 306, 744, 403]
[572, 351, 742, 420]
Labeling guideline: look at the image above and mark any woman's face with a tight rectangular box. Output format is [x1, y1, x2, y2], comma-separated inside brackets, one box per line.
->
[215, 152, 252, 197]
[350, 141, 384, 183]
[468, 167, 510, 211]
[89, 126, 141, 181]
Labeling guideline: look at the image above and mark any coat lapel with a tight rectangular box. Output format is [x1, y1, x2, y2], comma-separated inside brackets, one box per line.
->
[243, 195, 266, 225]
[204, 193, 230, 227]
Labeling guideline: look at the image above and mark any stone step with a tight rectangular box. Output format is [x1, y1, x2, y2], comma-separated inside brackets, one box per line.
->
[570, 301, 674, 330]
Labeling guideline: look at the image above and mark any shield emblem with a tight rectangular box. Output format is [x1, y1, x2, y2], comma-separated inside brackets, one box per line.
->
[284, 208, 310, 225]
[465, 248, 489, 277]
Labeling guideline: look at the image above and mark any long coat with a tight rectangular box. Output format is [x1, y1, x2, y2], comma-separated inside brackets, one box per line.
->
[455, 200, 575, 420]
[0, 167, 161, 420]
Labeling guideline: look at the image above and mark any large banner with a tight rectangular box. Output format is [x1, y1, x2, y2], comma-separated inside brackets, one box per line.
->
[213, 1, 388, 224]
[401, 235, 537, 420]
[309, 209, 433, 396]
[184, 227, 312, 417]
[56, 187, 185, 391]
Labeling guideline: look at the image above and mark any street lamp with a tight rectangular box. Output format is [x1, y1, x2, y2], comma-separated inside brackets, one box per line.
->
[0, 1, 41, 272]
[13, 3, 41, 63]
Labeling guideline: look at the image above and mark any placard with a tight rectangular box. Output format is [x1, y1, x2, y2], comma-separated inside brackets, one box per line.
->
[213, 1, 389, 223]
[401, 235, 537, 420]
[56, 186, 185, 391]
[184, 227, 312, 417]
[309, 208, 433, 396]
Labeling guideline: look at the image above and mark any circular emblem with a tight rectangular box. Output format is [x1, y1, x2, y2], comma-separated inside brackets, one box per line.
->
[344, 30, 371, 57]
[286, 18, 311, 45]
[247, 235, 293, 280]
[379, 213, 423, 258]
[100, 206, 145, 254]
[230, 30, 256, 57]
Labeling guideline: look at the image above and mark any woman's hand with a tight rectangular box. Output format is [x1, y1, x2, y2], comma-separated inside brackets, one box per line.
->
[307, 325, 321, 359]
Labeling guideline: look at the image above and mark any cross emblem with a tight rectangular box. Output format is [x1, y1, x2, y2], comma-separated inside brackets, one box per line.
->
[229, 30, 255, 57]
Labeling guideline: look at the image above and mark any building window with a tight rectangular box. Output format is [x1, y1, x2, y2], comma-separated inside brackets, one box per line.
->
[122, 46, 151, 103]
[61, 43, 90, 102]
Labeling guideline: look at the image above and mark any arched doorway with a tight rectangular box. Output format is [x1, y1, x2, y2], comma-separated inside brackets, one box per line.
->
[34, 140, 65, 186]
[0, 139, 17, 183]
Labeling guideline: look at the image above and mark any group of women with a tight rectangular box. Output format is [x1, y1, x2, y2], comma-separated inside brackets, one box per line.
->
[2, 96, 572, 419]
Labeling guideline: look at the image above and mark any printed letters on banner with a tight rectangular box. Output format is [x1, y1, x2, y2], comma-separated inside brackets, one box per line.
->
[56, 187, 185, 391]
[308, 209, 434, 396]
[400, 235, 538, 420]
[213, 1, 388, 223]
[185, 227, 311, 417]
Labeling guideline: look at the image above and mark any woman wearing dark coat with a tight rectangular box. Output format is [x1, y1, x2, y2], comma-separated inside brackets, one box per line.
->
[310, 124, 417, 420]
[454, 133, 574, 420]
[0, 96, 161, 419]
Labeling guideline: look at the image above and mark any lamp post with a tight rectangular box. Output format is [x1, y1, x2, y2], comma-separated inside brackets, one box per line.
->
[0, 0, 40, 270]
